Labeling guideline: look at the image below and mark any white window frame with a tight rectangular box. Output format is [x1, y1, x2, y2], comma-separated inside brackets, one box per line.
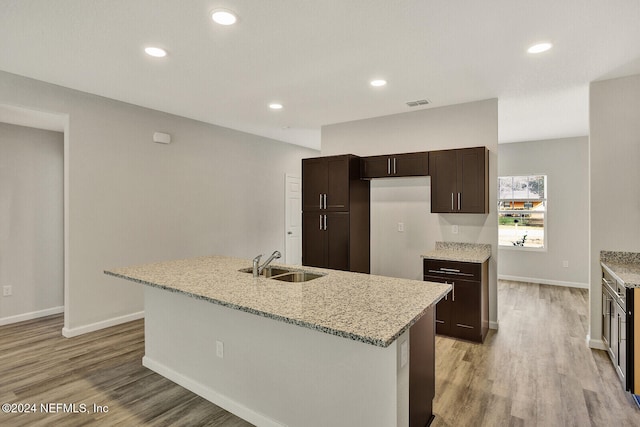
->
[498, 175, 547, 251]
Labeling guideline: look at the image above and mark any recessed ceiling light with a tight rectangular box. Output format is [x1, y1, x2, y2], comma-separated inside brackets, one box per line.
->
[527, 42, 552, 54]
[370, 79, 387, 87]
[144, 47, 167, 58]
[269, 103, 283, 110]
[211, 9, 237, 25]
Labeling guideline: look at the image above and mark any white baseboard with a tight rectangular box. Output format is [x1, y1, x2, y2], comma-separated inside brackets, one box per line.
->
[143, 356, 285, 427]
[62, 311, 144, 338]
[587, 335, 607, 351]
[0, 306, 64, 326]
[489, 321, 499, 330]
[498, 274, 589, 289]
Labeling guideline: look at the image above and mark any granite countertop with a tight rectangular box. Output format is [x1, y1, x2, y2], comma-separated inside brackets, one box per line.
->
[105, 256, 450, 348]
[600, 251, 640, 289]
[422, 242, 492, 263]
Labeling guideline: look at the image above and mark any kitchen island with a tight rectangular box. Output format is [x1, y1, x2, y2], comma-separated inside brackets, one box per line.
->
[105, 256, 450, 427]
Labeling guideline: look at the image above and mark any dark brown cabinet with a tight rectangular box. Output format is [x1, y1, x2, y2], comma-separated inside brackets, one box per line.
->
[423, 258, 489, 343]
[360, 152, 429, 179]
[429, 147, 488, 213]
[302, 155, 370, 273]
[302, 156, 352, 211]
[302, 212, 350, 271]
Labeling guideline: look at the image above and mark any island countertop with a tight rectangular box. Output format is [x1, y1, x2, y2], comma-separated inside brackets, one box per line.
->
[105, 256, 450, 348]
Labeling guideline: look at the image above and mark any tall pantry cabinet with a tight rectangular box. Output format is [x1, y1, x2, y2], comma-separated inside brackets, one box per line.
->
[302, 155, 370, 273]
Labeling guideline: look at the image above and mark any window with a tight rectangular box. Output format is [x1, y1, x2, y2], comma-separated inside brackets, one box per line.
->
[498, 175, 547, 249]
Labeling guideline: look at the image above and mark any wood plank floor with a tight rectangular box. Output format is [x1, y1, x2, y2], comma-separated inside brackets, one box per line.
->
[0, 315, 252, 426]
[1, 280, 639, 426]
[432, 280, 640, 427]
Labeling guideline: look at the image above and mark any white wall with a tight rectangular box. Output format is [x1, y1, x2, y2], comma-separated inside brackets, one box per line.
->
[498, 137, 589, 288]
[588, 74, 640, 348]
[322, 99, 499, 328]
[0, 123, 64, 323]
[0, 71, 318, 333]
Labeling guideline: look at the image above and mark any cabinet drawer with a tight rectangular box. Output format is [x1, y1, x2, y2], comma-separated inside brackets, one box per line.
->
[423, 259, 481, 282]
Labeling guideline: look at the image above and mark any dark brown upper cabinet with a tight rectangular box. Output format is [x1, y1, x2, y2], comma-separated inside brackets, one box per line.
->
[360, 152, 429, 179]
[302, 155, 357, 212]
[429, 147, 489, 214]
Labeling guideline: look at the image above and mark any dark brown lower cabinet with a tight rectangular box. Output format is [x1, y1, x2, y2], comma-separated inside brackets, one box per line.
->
[423, 258, 489, 343]
[302, 212, 350, 271]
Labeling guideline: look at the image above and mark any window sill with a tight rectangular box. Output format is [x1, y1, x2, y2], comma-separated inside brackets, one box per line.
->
[499, 245, 547, 253]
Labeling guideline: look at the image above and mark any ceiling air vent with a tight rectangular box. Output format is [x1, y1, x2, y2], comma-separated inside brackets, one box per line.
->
[406, 99, 431, 107]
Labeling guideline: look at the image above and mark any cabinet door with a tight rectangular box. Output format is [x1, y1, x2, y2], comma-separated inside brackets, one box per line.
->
[395, 152, 429, 176]
[615, 303, 627, 382]
[326, 157, 350, 211]
[424, 274, 452, 335]
[326, 213, 350, 271]
[450, 279, 481, 342]
[429, 150, 458, 213]
[361, 156, 391, 178]
[457, 147, 488, 213]
[302, 158, 327, 211]
[435, 290, 453, 336]
[302, 212, 326, 268]
[602, 291, 611, 347]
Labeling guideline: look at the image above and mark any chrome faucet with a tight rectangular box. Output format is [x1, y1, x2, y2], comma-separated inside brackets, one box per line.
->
[252, 250, 282, 277]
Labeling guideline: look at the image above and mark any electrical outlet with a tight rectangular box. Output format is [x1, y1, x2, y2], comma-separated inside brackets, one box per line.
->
[452, 225, 459, 234]
[2, 286, 12, 297]
[562, 261, 569, 268]
[398, 222, 404, 232]
[216, 340, 224, 358]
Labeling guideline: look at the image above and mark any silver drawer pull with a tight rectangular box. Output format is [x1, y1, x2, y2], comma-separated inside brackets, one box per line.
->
[456, 324, 474, 329]
[435, 320, 444, 324]
[427, 269, 474, 277]
[441, 268, 460, 272]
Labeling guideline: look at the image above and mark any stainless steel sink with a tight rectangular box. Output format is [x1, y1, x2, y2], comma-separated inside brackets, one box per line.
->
[238, 266, 293, 277]
[269, 271, 324, 282]
[239, 266, 324, 282]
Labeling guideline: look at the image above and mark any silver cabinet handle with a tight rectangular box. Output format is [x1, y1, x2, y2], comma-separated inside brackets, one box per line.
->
[451, 193, 454, 211]
[618, 314, 622, 342]
[458, 193, 461, 210]
[452, 282, 455, 301]
[324, 214, 327, 230]
[323, 194, 327, 210]
[319, 215, 323, 230]
[393, 158, 397, 174]
[387, 158, 391, 175]
[456, 324, 474, 329]
[319, 194, 323, 209]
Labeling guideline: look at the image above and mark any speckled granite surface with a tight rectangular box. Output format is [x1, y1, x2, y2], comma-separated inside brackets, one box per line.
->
[421, 242, 492, 263]
[105, 256, 450, 348]
[600, 251, 640, 289]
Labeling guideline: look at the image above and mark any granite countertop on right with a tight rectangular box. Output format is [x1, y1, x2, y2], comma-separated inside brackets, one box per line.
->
[422, 241, 492, 264]
[600, 251, 640, 289]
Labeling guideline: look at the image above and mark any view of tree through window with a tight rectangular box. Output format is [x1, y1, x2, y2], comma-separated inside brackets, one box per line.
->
[498, 175, 547, 248]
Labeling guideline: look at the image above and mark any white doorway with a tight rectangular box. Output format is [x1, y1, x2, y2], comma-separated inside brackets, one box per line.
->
[285, 174, 302, 265]
[0, 105, 67, 327]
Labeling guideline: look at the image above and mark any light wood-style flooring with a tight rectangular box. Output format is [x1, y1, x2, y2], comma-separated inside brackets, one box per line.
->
[1, 280, 639, 426]
[432, 280, 639, 426]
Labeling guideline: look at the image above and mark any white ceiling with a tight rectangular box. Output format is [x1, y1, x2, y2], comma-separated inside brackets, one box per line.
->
[1, 0, 639, 149]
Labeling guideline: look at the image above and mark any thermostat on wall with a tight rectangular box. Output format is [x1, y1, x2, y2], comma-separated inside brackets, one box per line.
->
[153, 132, 171, 144]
